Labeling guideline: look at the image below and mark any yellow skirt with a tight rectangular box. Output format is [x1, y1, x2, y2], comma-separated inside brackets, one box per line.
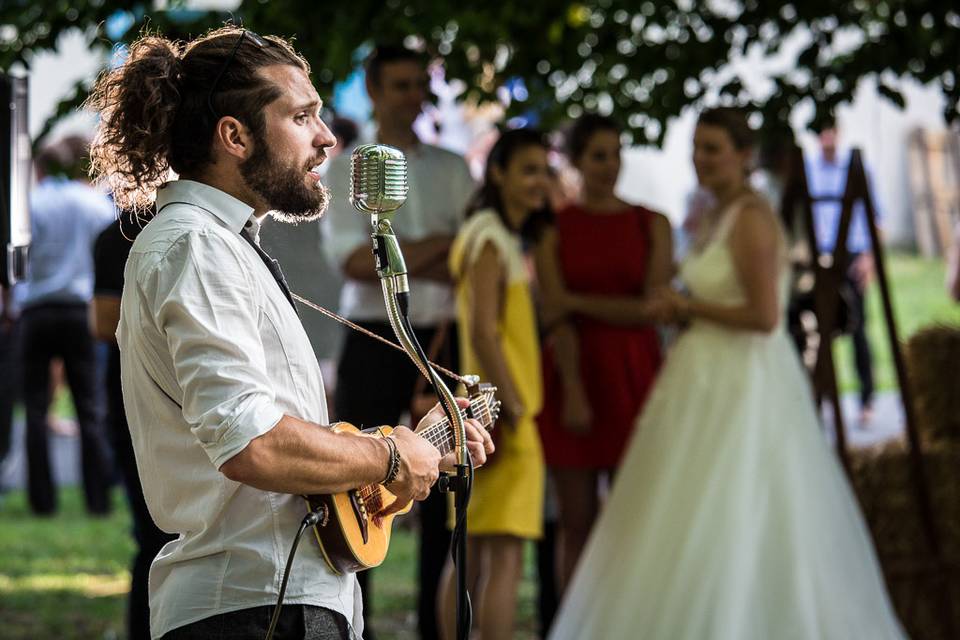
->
[450, 413, 544, 540]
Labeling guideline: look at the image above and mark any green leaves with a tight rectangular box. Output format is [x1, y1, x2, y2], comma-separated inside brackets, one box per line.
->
[2, 0, 955, 148]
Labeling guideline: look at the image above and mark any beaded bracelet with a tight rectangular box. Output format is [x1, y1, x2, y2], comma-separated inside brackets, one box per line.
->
[382, 436, 401, 486]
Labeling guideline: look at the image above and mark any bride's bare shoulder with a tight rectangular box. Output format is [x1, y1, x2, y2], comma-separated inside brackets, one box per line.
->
[730, 194, 782, 245]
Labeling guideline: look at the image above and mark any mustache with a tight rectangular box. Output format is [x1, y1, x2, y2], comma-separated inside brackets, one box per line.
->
[305, 152, 328, 170]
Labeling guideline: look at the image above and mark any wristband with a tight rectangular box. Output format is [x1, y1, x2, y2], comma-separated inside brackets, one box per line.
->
[382, 436, 401, 487]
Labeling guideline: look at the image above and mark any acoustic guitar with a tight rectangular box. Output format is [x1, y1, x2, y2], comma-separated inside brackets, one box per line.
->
[304, 383, 499, 575]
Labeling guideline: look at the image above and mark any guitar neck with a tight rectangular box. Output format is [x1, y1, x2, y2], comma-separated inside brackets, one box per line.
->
[418, 397, 490, 456]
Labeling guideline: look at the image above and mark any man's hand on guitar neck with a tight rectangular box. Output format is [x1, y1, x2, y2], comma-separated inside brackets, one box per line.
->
[378, 399, 494, 517]
[416, 398, 494, 473]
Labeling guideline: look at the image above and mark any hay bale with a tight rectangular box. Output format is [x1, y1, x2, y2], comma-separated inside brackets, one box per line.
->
[851, 441, 960, 639]
[905, 324, 960, 445]
[847, 323, 960, 639]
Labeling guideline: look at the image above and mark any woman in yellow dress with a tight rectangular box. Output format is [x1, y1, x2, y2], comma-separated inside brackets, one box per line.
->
[439, 129, 551, 639]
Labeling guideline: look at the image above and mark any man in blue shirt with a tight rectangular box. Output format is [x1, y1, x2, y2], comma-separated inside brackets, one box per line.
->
[19, 136, 115, 514]
[805, 122, 881, 424]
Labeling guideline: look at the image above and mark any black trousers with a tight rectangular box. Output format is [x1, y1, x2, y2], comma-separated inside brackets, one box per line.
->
[334, 321, 458, 640]
[105, 344, 176, 639]
[846, 260, 875, 408]
[20, 303, 112, 514]
[161, 604, 350, 640]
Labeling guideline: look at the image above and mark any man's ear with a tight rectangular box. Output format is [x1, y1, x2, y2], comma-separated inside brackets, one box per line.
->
[213, 116, 253, 162]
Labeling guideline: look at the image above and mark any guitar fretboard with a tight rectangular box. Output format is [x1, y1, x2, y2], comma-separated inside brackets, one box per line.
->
[417, 397, 491, 456]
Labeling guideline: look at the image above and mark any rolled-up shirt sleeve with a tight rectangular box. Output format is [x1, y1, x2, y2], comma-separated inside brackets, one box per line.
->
[151, 230, 284, 469]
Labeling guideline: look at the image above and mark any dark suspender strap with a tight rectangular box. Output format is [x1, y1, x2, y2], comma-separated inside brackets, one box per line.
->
[157, 200, 299, 314]
[239, 225, 299, 313]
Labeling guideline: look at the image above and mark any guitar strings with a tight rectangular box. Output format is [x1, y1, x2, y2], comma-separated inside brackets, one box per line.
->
[353, 397, 482, 498]
[420, 397, 488, 454]
[350, 395, 493, 530]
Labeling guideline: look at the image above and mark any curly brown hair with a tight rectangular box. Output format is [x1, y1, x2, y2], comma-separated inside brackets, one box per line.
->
[86, 26, 310, 210]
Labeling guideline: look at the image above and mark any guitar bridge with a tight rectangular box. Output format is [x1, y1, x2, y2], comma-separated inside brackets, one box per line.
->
[349, 489, 369, 544]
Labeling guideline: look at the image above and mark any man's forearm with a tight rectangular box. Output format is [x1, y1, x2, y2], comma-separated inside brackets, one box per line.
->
[220, 415, 390, 495]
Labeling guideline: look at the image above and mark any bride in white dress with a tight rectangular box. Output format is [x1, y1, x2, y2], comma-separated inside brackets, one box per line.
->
[548, 108, 905, 640]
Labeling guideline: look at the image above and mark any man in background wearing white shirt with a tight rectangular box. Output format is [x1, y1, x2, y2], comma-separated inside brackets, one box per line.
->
[322, 45, 474, 640]
[86, 27, 491, 640]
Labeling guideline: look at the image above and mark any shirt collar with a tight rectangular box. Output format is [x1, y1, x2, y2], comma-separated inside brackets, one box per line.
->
[156, 179, 256, 235]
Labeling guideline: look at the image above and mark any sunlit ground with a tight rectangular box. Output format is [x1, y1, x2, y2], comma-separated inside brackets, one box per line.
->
[0, 487, 542, 639]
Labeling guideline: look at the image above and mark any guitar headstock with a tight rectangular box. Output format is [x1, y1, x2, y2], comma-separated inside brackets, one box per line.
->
[465, 377, 500, 432]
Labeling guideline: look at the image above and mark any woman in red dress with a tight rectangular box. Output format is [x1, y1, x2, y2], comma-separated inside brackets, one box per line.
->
[536, 114, 674, 593]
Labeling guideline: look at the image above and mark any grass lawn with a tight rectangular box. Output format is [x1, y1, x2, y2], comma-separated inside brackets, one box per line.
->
[833, 253, 960, 394]
[0, 489, 133, 640]
[0, 487, 542, 639]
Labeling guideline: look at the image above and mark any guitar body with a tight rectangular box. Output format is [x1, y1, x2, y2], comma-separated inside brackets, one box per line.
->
[304, 423, 412, 575]
[304, 385, 499, 575]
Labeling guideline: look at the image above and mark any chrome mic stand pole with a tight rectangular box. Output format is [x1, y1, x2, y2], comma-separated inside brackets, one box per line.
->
[351, 144, 472, 640]
[369, 213, 472, 640]
[368, 214, 468, 462]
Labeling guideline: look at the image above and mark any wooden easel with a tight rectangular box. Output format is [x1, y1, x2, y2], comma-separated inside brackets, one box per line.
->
[780, 146, 955, 637]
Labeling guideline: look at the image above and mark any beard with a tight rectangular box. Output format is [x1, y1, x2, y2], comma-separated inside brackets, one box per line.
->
[240, 130, 330, 224]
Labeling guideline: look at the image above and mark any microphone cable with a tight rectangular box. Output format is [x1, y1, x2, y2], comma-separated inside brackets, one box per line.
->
[264, 508, 324, 640]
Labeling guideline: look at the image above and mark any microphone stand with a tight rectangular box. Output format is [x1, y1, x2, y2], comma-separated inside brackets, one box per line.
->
[368, 212, 473, 640]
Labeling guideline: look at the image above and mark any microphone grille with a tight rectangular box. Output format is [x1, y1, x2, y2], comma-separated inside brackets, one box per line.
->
[350, 144, 408, 214]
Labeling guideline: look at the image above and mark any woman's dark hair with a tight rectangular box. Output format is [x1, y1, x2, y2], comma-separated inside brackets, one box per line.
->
[87, 26, 310, 210]
[466, 128, 553, 244]
[696, 107, 755, 151]
[565, 113, 621, 162]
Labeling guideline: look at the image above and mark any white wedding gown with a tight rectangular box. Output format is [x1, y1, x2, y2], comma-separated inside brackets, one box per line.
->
[549, 202, 905, 639]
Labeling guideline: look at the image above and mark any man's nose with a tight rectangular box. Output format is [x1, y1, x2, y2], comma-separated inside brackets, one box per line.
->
[316, 121, 337, 150]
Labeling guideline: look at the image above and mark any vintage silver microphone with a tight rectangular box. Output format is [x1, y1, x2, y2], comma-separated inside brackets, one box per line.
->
[349, 143, 469, 467]
[350, 143, 408, 214]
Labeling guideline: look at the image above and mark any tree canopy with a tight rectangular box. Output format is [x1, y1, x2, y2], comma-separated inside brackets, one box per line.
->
[1, 0, 956, 145]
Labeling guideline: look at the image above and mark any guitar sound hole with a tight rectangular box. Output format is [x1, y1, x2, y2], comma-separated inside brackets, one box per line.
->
[359, 485, 385, 528]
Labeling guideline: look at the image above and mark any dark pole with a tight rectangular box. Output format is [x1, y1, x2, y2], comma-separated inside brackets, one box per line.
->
[789, 145, 851, 471]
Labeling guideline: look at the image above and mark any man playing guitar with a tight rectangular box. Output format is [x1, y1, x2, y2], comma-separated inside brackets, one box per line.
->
[86, 26, 493, 640]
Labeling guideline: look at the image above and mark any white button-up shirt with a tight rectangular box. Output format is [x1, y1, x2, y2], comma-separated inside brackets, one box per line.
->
[323, 141, 474, 326]
[118, 180, 361, 639]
